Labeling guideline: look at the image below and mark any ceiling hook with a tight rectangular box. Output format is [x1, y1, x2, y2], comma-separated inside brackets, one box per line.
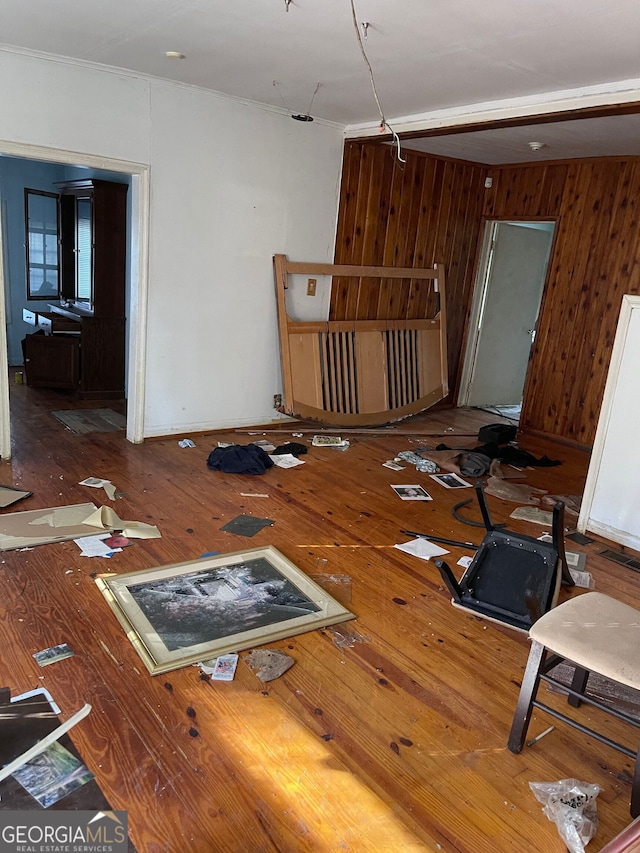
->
[361, 21, 370, 38]
[284, 0, 292, 11]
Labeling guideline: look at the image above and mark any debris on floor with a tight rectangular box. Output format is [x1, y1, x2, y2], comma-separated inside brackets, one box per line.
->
[197, 654, 239, 682]
[178, 438, 196, 448]
[312, 435, 349, 448]
[0, 502, 104, 551]
[484, 476, 547, 504]
[82, 505, 161, 539]
[220, 514, 274, 537]
[325, 626, 371, 650]
[510, 506, 554, 526]
[394, 538, 449, 561]
[74, 533, 124, 558]
[270, 453, 305, 468]
[33, 643, 75, 667]
[396, 450, 438, 473]
[529, 778, 601, 853]
[245, 649, 294, 682]
[79, 476, 117, 500]
[0, 485, 32, 509]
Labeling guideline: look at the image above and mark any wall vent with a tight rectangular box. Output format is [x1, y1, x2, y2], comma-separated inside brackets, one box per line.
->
[600, 549, 640, 573]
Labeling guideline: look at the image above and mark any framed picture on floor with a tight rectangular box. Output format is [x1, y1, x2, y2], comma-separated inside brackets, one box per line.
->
[95, 545, 355, 675]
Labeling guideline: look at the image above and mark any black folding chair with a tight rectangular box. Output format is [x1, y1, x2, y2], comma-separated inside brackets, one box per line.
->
[435, 481, 573, 631]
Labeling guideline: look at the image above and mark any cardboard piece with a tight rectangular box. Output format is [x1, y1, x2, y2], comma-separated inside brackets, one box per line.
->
[0, 485, 33, 508]
[82, 506, 161, 539]
[0, 503, 102, 551]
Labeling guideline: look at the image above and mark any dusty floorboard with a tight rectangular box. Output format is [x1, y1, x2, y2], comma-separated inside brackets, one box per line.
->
[0, 380, 638, 851]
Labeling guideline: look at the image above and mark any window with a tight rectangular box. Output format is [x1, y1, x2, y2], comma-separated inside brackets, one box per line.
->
[25, 190, 59, 299]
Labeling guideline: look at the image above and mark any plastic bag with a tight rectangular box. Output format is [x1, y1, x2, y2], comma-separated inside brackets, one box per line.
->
[529, 779, 602, 853]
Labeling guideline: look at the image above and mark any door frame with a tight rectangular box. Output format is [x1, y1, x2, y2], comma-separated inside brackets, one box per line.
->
[0, 141, 150, 458]
[457, 217, 555, 408]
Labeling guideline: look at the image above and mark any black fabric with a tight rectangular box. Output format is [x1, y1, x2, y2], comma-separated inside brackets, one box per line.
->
[477, 423, 517, 445]
[472, 443, 561, 467]
[436, 441, 561, 469]
[207, 444, 274, 475]
[271, 442, 308, 457]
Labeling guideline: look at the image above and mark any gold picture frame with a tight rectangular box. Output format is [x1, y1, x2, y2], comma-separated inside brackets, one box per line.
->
[95, 545, 355, 675]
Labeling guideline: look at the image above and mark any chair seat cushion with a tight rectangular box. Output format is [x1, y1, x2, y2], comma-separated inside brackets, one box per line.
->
[530, 592, 640, 690]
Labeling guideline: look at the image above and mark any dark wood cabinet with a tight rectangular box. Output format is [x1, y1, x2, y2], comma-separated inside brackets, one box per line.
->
[23, 178, 128, 399]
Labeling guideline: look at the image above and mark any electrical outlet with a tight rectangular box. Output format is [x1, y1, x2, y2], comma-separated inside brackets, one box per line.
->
[307, 278, 317, 296]
[273, 394, 282, 409]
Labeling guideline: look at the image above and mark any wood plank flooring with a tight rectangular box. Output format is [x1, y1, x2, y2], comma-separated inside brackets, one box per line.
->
[1, 380, 639, 852]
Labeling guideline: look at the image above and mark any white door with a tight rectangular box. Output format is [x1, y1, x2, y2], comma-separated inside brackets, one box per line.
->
[465, 221, 553, 408]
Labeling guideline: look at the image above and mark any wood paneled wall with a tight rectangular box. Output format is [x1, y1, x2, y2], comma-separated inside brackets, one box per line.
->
[332, 142, 487, 393]
[333, 141, 640, 446]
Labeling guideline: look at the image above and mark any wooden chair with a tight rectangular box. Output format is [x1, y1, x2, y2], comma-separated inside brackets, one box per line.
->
[435, 482, 573, 632]
[508, 591, 640, 817]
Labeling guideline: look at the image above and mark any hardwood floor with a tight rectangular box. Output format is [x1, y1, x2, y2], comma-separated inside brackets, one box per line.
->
[1, 380, 638, 852]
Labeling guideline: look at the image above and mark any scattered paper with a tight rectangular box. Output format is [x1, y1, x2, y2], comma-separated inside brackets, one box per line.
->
[270, 453, 305, 468]
[394, 538, 449, 560]
[79, 477, 116, 500]
[73, 534, 122, 558]
[82, 505, 161, 539]
[178, 439, 196, 448]
[570, 569, 594, 589]
[457, 555, 474, 568]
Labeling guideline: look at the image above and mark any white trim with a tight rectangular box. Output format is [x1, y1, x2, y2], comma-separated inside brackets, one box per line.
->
[345, 78, 640, 139]
[581, 519, 640, 554]
[0, 197, 10, 459]
[457, 222, 495, 407]
[578, 294, 640, 534]
[0, 141, 149, 447]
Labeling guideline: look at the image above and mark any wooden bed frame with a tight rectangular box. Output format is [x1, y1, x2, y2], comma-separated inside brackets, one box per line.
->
[273, 254, 448, 426]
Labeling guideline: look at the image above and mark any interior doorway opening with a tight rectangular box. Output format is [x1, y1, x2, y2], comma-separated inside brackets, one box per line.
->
[458, 219, 555, 422]
[0, 142, 149, 459]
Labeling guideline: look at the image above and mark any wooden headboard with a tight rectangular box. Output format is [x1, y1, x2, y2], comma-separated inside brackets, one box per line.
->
[273, 255, 448, 426]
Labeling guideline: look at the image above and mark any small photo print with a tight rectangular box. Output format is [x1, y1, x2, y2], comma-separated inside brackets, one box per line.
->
[429, 473, 473, 489]
[211, 653, 239, 681]
[312, 435, 347, 447]
[383, 459, 405, 471]
[33, 643, 75, 667]
[391, 484, 432, 501]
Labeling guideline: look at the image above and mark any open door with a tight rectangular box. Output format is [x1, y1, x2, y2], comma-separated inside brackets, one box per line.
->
[273, 255, 448, 426]
[460, 221, 554, 411]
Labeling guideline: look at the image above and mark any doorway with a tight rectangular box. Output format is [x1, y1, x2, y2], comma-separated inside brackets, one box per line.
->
[0, 141, 149, 458]
[458, 220, 555, 419]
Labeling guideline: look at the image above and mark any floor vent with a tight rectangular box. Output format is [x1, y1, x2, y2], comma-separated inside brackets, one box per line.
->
[600, 549, 640, 573]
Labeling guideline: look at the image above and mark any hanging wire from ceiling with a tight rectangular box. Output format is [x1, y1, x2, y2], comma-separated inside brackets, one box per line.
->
[349, 0, 405, 165]
[273, 80, 321, 122]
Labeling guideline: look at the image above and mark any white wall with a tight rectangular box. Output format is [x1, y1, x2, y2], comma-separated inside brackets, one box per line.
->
[0, 49, 345, 436]
[579, 295, 640, 550]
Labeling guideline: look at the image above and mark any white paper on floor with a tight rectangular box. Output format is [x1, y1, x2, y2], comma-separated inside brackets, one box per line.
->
[394, 538, 449, 560]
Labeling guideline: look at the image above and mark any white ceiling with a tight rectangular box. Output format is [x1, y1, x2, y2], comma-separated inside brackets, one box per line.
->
[2, 0, 640, 163]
